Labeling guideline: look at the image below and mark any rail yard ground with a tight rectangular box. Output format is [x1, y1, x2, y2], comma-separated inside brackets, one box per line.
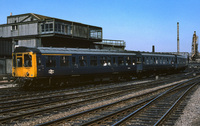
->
[0, 70, 200, 125]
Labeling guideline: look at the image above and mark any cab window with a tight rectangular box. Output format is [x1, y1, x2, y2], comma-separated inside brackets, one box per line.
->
[24, 54, 32, 67]
[17, 57, 22, 67]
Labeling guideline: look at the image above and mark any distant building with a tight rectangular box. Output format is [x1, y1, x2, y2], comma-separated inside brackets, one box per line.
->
[0, 13, 103, 49]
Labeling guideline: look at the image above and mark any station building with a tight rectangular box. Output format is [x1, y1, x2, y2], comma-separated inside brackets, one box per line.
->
[0, 13, 125, 75]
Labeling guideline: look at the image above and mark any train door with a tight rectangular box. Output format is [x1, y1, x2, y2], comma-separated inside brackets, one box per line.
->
[136, 53, 143, 74]
[72, 56, 78, 74]
[13, 53, 24, 77]
[36, 54, 44, 76]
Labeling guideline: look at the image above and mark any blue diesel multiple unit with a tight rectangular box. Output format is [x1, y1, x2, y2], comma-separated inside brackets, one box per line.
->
[12, 46, 188, 87]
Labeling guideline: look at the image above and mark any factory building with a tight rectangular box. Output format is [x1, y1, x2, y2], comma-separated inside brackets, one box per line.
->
[0, 13, 125, 75]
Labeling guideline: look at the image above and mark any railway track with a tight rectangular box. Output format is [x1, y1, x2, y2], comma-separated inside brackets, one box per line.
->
[0, 78, 171, 124]
[38, 76, 199, 126]
[112, 80, 199, 126]
[0, 72, 198, 125]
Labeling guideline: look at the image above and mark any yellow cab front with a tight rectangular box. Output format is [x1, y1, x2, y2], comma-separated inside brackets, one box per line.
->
[12, 52, 37, 78]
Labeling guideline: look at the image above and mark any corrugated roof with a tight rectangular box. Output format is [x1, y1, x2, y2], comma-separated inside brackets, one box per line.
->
[8, 13, 102, 28]
[30, 13, 52, 20]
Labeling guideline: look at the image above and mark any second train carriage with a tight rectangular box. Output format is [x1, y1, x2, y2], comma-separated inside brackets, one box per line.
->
[12, 46, 188, 87]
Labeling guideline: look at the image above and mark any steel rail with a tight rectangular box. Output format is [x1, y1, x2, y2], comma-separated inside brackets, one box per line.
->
[0, 78, 167, 114]
[112, 78, 197, 126]
[36, 78, 193, 126]
[0, 79, 163, 124]
[80, 79, 197, 126]
[153, 83, 198, 126]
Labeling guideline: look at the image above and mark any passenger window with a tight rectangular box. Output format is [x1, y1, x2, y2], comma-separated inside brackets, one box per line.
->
[137, 57, 141, 64]
[126, 56, 132, 65]
[13, 54, 16, 67]
[107, 56, 111, 66]
[132, 57, 136, 65]
[37, 57, 42, 66]
[156, 57, 158, 64]
[60, 56, 70, 67]
[90, 56, 97, 66]
[146, 57, 149, 65]
[160, 57, 163, 64]
[118, 57, 124, 66]
[142, 57, 145, 64]
[24, 54, 32, 67]
[17, 57, 22, 67]
[72, 57, 76, 66]
[113, 57, 118, 66]
[79, 56, 87, 67]
[100, 56, 107, 66]
[46, 56, 56, 67]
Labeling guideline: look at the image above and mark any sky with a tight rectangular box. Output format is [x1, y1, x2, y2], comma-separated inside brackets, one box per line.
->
[0, 0, 200, 53]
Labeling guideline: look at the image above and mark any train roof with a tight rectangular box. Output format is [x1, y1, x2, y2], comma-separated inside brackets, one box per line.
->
[14, 46, 137, 56]
[14, 46, 188, 58]
[140, 52, 175, 57]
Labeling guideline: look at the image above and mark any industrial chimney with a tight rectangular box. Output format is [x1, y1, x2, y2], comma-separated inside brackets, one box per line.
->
[177, 22, 179, 54]
[152, 45, 155, 53]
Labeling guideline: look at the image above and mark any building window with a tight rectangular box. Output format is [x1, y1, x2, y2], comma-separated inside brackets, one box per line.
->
[58, 24, 61, 32]
[41, 23, 53, 33]
[45, 24, 49, 32]
[49, 24, 53, 31]
[11, 25, 18, 31]
[41, 24, 44, 32]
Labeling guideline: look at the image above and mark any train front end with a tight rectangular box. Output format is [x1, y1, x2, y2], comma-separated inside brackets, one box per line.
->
[12, 49, 37, 87]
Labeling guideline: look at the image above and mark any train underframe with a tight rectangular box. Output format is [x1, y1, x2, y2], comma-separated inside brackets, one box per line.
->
[14, 66, 187, 89]
[14, 72, 135, 89]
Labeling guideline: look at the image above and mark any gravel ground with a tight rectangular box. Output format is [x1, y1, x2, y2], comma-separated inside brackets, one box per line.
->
[0, 80, 16, 88]
[0, 83, 16, 88]
[17, 79, 187, 126]
[175, 84, 200, 126]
